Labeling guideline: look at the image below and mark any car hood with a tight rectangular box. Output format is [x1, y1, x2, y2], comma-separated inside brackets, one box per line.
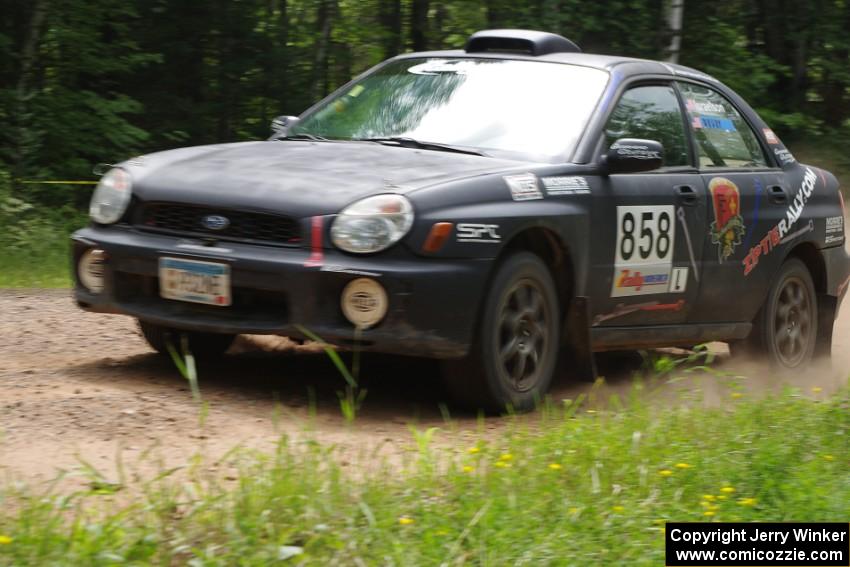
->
[129, 140, 530, 216]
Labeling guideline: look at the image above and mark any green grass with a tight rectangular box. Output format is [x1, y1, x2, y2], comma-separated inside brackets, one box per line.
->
[1, 385, 848, 565]
[1, 247, 72, 288]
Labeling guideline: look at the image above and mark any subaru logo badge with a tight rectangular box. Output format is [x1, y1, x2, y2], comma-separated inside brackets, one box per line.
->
[201, 214, 230, 231]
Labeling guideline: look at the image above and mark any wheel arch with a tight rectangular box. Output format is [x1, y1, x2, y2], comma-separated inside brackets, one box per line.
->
[786, 242, 826, 295]
[499, 226, 575, 316]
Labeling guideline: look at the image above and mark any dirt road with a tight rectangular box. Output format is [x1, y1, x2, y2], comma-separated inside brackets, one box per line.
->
[1, 290, 848, 485]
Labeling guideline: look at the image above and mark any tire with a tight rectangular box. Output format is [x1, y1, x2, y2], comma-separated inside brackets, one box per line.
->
[138, 320, 236, 359]
[746, 258, 817, 370]
[443, 252, 560, 413]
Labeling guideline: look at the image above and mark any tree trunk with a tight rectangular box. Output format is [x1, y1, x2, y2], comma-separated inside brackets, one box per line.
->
[311, 0, 336, 100]
[379, 0, 403, 59]
[13, 0, 50, 191]
[664, 0, 684, 63]
[411, 0, 430, 52]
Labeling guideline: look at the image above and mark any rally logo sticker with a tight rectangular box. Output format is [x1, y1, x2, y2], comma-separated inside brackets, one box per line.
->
[708, 177, 745, 263]
[541, 176, 590, 195]
[742, 167, 819, 275]
[456, 223, 501, 243]
[504, 173, 542, 201]
[825, 215, 844, 246]
[763, 128, 780, 144]
[611, 205, 676, 297]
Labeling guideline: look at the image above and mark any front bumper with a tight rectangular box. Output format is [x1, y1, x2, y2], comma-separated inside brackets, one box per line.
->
[72, 226, 492, 358]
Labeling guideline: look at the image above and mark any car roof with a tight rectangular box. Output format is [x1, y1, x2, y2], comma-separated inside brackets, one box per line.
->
[393, 49, 720, 84]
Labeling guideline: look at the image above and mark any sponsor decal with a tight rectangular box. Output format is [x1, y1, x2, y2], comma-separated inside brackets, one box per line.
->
[612, 205, 676, 297]
[320, 265, 382, 277]
[686, 99, 726, 115]
[742, 167, 819, 275]
[592, 299, 685, 326]
[541, 176, 590, 195]
[670, 267, 688, 293]
[692, 115, 737, 132]
[774, 147, 796, 165]
[456, 223, 501, 243]
[763, 128, 780, 145]
[708, 177, 745, 263]
[613, 267, 670, 295]
[825, 215, 844, 245]
[504, 173, 542, 201]
[610, 141, 661, 160]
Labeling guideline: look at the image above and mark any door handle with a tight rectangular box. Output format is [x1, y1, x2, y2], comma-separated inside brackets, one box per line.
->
[768, 185, 788, 204]
[674, 184, 698, 206]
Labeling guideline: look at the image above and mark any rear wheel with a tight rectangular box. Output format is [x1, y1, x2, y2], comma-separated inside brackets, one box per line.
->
[138, 320, 236, 359]
[443, 252, 560, 413]
[745, 258, 817, 369]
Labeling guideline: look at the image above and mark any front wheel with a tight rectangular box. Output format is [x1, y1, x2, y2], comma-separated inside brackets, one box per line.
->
[443, 252, 560, 413]
[138, 320, 236, 359]
[746, 258, 817, 370]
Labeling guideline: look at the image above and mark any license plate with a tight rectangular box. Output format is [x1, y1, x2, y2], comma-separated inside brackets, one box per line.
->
[159, 257, 231, 306]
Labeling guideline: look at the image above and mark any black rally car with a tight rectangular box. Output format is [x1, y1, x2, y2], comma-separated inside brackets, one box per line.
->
[73, 29, 850, 411]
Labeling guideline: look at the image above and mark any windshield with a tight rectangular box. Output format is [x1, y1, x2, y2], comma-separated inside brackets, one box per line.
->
[291, 58, 609, 162]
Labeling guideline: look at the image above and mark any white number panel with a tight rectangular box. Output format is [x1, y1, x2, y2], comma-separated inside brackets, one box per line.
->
[612, 205, 677, 297]
[615, 205, 676, 265]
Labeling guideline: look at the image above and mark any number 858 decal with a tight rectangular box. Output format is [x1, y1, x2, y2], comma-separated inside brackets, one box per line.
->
[615, 205, 676, 265]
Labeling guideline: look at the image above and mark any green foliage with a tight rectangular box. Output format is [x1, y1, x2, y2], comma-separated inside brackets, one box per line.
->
[0, 169, 84, 287]
[0, 387, 848, 564]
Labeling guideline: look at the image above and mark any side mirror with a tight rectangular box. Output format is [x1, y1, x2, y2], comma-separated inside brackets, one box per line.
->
[270, 115, 299, 136]
[602, 138, 664, 175]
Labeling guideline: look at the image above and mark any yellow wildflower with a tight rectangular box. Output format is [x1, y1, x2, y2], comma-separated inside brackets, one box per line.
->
[494, 461, 511, 468]
[717, 495, 728, 501]
[499, 453, 513, 461]
[659, 469, 673, 477]
[720, 486, 735, 494]
[703, 510, 715, 517]
[675, 463, 691, 469]
[731, 392, 744, 399]
[811, 387, 823, 394]
[612, 505, 625, 513]
[738, 498, 757, 507]
[702, 494, 716, 502]
[824, 455, 835, 461]
[568, 507, 580, 514]
[398, 516, 414, 525]
[0, 535, 11, 545]
[548, 463, 563, 471]
[462, 465, 475, 473]
[467, 447, 480, 454]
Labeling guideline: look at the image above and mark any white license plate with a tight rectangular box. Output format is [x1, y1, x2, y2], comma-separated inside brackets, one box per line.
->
[159, 257, 231, 306]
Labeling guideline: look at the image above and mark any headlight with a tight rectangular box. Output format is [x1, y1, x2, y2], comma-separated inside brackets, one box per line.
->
[89, 168, 132, 224]
[331, 194, 414, 253]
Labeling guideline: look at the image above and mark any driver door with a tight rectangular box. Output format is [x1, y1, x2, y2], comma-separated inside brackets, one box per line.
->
[588, 83, 708, 327]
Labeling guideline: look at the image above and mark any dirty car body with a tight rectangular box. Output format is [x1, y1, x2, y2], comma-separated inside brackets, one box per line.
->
[73, 30, 850, 411]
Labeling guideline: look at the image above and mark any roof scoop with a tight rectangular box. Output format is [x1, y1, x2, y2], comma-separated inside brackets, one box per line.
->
[465, 29, 581, 56]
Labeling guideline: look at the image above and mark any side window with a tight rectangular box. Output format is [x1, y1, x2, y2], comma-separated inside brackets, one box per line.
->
[604, 85, 690, 167]
[678, 82, 768, 168]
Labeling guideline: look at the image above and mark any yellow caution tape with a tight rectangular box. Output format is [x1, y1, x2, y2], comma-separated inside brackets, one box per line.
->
[17, 180, 98, 185]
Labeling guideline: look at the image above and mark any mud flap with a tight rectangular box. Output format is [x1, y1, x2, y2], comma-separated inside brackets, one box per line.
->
[814, 294, 837, 360]
[562, 296, 597, 382]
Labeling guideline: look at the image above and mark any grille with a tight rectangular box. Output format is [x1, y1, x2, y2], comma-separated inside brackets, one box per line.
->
[136, 202, 301, 246]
